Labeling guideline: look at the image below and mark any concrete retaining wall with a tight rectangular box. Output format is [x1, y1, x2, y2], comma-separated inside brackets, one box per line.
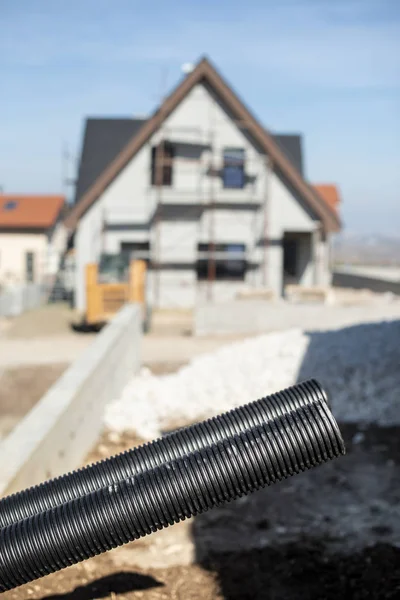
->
[333, 271, 400, 296]
[0, 304, 142, 497]
[195, 299, 400, 337]
[0, 284, 46, 317]
[195, 300, 286, 336]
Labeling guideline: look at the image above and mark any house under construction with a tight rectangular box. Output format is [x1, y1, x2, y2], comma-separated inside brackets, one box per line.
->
[65, 57, 341, 312]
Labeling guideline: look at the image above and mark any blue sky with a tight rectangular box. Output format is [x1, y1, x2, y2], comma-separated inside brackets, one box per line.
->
[0, 0, 399, 234]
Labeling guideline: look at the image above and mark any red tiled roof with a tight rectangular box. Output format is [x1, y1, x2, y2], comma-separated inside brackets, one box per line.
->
[0, 195, 65, 229]
[312, 185, 341, 214]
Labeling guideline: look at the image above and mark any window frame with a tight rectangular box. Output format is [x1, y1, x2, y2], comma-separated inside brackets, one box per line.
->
[222, 148, 246, 189]
[151, 141, 174, 187]
[196, 242, 247, 281]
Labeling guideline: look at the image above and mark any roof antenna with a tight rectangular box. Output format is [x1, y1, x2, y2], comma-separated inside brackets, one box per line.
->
[62, 142, 76, 204]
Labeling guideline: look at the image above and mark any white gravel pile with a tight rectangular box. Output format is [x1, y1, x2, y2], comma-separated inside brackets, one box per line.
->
[104, 319, 400, 439]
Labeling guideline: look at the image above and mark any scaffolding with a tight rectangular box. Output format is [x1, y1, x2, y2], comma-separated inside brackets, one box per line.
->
[99, 147, 270, 307]
[81, 82, 269, 308]
[149, 115, 272, 307]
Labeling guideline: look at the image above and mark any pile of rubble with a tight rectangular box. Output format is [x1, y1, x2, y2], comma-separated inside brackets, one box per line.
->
[104, 320, 400, 439]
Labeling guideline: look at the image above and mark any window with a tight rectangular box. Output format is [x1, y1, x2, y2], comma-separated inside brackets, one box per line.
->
[151, 141, 174, 186]
[197, 243, 246, 281]
[223, 148, 245, 189]
[98, 253, 130, 283]
[3, 200, 18, 211]
[25, 251, 35, 283]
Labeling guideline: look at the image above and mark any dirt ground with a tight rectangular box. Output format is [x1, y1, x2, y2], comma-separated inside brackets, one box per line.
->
[0, 364, 68, 440]
[0, 305, 94, 440]
[2, 304, 82, 340]
[4, 422, 400, 600]
[0, 305, 95, 370]
[2, 302, 400, 598]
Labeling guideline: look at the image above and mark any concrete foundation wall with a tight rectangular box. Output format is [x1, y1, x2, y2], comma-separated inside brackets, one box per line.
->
[195, 300, 284, 336]
[195, 299, 400, 337]
[0, 304, 142, 496]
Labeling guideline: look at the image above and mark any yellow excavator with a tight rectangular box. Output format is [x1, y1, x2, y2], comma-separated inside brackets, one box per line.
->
[84, 256, 148, 329]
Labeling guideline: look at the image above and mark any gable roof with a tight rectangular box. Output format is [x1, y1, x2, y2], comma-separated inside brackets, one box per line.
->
[0, 195, 65, 230]
[65, 57, 340, 232]
[74, 118, 147, 204]
[312, 184, 341, 215]
[74, 119, 305, 205]
[272, 134, 304, 177]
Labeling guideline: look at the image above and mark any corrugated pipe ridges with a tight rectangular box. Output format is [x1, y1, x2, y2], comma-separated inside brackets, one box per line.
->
[1, 380, 329, 529]
[0, 381, 345, 592]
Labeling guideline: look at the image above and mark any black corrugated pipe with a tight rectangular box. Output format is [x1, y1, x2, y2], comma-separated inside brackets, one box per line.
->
[1, 379, 329, 529]
[0, 382, 345, 592]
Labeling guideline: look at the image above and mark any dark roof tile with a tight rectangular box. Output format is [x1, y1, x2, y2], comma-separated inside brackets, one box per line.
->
[74, 118, 147, 204]
[74, 121, 304, 205]
[272, 134, 304, 176]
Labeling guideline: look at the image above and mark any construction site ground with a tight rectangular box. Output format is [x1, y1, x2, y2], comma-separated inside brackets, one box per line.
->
[0, 364, 68, 441]
[0, 305, 246, 447]
[2, 288, 400, 369]
[5, 422, 400, 600]
[0, 304, 95, 367]
[3, 290, 399, 444]
[0, 305, 91, 441]
[2, 292, 400, 599]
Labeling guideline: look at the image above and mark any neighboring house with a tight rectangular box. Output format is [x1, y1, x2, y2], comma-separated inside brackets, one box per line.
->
[65, 57, 341, 311]
[312, 185, 341, 216]
[0, 195, 65, 288]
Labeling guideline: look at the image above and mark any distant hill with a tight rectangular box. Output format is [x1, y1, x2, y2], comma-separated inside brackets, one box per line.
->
[333, 233, 400, 266]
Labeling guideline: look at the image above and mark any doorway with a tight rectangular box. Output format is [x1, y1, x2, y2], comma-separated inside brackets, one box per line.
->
[25, 251, 35, 283]
[282, 232, 312, 293]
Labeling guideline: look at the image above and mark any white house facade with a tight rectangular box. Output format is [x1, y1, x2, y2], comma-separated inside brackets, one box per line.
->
[66, 58, 340, 312]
